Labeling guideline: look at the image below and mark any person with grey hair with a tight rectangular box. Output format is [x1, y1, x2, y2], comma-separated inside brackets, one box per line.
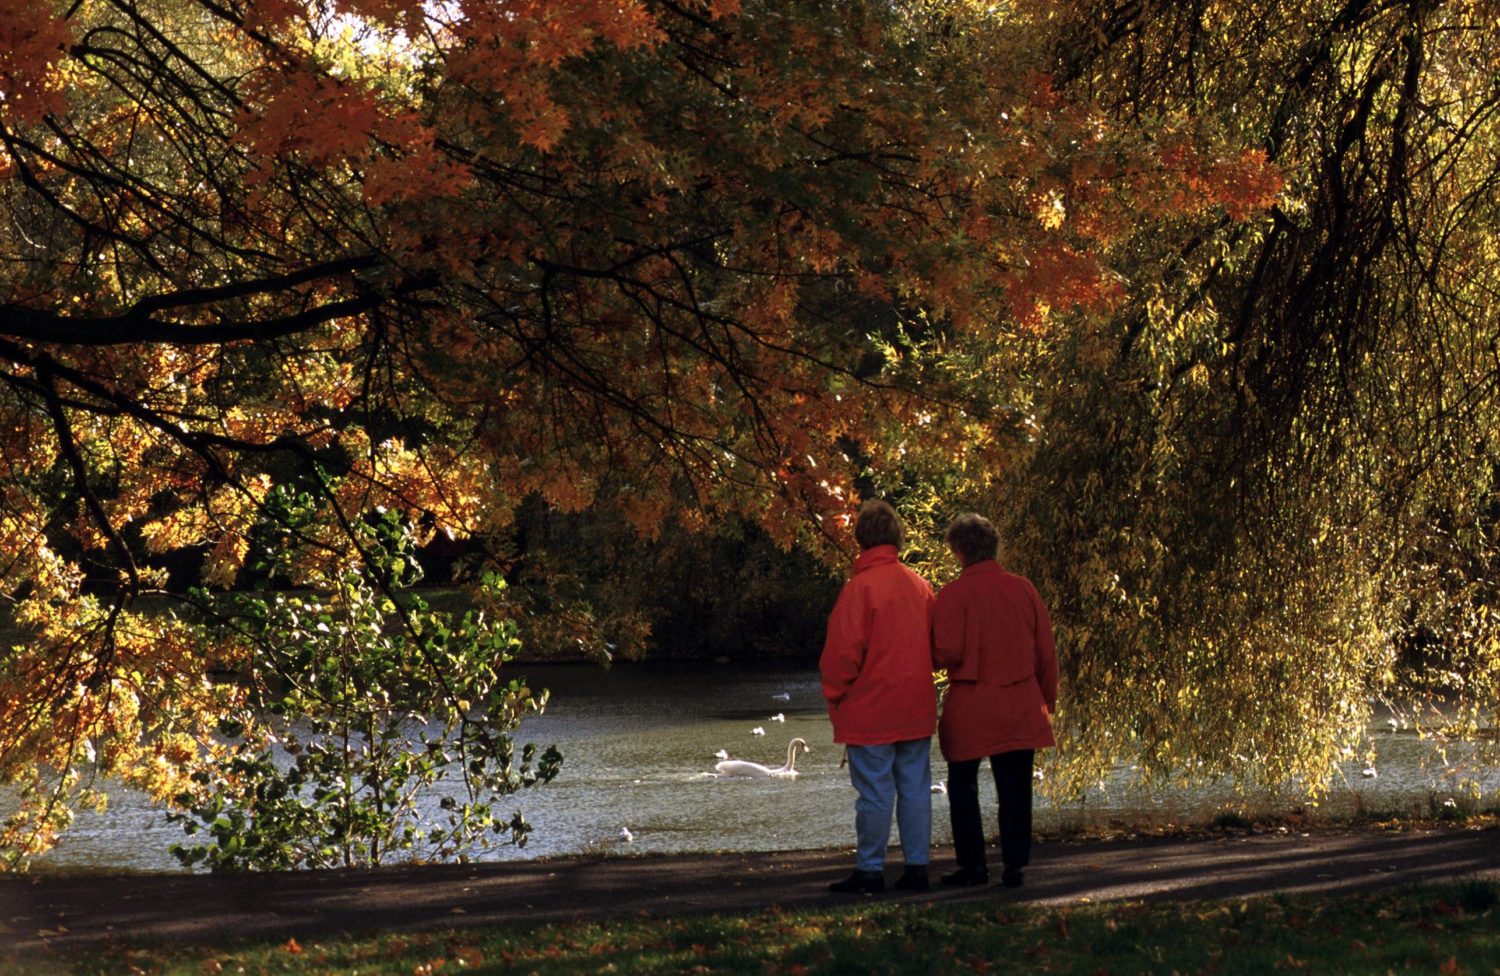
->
[931, 512, 1058, 888]
[820, 499, 937, 894]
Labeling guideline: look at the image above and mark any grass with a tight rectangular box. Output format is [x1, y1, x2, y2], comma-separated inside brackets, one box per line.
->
[1036, 804, 1500, 844]
[4, 881, 1495, 976]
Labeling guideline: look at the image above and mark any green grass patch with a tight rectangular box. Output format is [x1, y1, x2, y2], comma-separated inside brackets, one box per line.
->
[4, 881, 1496, 975]
[1039, 806, 1500, 844]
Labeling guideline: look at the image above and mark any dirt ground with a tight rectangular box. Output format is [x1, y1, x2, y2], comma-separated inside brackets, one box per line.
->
[1, 826, 1495, 955]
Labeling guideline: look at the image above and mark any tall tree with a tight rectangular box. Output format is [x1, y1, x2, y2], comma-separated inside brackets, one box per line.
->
[0, 0, 1277, 863]
[916, 0, 1500, 796]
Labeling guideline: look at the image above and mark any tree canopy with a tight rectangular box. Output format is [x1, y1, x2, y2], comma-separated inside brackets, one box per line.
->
[910, 0, 1500, 797]
[3, 0, 1491, 865]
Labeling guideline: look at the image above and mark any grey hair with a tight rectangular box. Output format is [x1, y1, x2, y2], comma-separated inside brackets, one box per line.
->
[945, 512, 999, 564]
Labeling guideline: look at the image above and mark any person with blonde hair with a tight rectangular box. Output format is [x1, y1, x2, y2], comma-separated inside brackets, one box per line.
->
[820, 499, 937, 894]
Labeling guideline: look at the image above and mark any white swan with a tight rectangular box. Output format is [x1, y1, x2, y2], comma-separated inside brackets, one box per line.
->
[715, 738, 810, 779]
[619, 826, 634, 843]
[770, 713, 785, 722]
[751, 726, 765, 736]
[714, 748, 730, 760]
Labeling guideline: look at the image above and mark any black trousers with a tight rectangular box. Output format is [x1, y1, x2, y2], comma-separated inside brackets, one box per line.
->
[947, 749, 1035, 873]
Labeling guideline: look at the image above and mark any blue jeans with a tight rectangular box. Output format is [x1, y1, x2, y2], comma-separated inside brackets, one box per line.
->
[845, 739, 932, 871]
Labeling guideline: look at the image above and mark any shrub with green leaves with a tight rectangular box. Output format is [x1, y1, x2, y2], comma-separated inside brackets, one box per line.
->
[167, 512, 560, 871]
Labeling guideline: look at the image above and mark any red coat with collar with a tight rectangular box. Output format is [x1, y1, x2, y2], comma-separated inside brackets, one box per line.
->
[819, 545, 937, 746]
[932, 560, 1058, 761]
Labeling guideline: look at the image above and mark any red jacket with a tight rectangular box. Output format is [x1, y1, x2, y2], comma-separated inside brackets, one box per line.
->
[819, 545, 937, 745]
[932, 560, 1058, 761]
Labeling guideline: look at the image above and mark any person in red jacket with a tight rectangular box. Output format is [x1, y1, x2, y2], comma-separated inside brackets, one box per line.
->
[932, 512, 1058, 888]
[820, 499, 937, 894]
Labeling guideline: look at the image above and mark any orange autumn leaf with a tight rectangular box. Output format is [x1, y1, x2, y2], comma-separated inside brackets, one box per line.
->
[0, 6, 71, 122]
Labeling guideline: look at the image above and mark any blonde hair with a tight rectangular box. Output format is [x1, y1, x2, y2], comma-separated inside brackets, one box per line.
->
[854, 499, 904, 550]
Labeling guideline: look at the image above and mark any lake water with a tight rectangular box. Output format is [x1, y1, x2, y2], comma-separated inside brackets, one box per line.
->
[23, 663, 1499, 873]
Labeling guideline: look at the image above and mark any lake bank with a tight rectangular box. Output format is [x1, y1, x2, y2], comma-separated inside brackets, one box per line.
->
[15, 661, 1498, 875]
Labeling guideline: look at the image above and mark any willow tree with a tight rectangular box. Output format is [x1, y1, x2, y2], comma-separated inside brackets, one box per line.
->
[0, 0, 1276, 864]
[898, 0, 1500, 798]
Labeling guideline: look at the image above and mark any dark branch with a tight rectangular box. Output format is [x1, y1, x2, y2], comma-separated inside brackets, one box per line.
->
[0, 258, 437, 346]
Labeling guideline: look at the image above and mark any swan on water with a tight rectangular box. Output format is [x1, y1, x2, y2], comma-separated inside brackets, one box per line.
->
[931, 780, 947, 795]
[715, 738, 810, 779]
[619, 826, 634, 843]
[714, 748, 730, 760]
[770, 713, 785, 722]
[1361, 766, 1378, 778]
[751, 726, 766, 736]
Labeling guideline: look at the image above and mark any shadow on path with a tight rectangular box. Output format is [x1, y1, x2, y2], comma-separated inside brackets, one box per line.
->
[1, 827, 1495, 954]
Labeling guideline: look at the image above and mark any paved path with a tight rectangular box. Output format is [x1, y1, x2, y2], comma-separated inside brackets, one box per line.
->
[1, 828, 1495, 954]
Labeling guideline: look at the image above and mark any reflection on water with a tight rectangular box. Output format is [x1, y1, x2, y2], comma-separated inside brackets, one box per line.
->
[21, 662, 1499, 873]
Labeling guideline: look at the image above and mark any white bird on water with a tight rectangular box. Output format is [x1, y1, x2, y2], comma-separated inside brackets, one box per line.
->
[619, 826, 634, 843]
[772, 692, 791, 701]
[715, 738, 811, 779]
[751, 726, 766, 736]
[714, 748, 730, 760]
[931, 780, 948, 795]
[1361, 766, 1378, 778]
[770, 713, 785, 723]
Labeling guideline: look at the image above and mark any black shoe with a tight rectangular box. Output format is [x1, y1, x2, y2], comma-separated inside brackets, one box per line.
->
[828, 870, 885, 894]
[893, 866, 930, 892]
[940, 867, 990, 887]
[1001, 869, 1024, 888]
